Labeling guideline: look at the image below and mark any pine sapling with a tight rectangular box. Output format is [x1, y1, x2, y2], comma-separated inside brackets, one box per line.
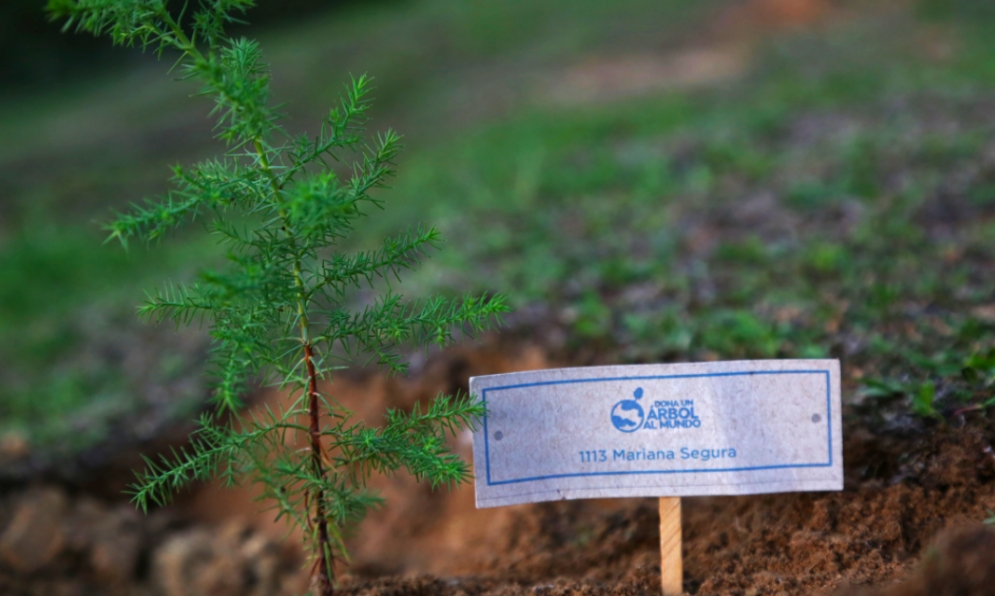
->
[47, 1, 508, 593]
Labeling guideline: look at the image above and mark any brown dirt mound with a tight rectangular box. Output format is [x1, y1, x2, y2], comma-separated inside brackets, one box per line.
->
[184, 342, 995, 596]
[331, 395, 995, 596]
[4, 342, 995, 595]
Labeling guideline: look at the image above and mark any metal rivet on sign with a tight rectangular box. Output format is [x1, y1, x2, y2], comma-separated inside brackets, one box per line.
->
[811, 414, 822, 423]
[494, 431, 504, 441]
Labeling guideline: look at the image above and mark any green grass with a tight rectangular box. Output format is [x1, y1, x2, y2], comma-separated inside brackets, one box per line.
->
[4, 0, 995, 459]
[0, 0, 732, 458]
[0, 225, 220, 456]
[365, 1, 995, 418]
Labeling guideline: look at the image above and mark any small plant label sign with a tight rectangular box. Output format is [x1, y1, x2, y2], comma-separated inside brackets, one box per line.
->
[471, 359, 842, 507]
[471, 360, 841, 593]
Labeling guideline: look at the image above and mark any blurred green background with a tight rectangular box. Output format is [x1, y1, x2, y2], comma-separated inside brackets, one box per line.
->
[3, 0, 995, 473]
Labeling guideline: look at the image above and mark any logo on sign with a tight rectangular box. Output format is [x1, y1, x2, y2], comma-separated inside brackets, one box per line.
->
[610, 388, 646, 432]
[610, 387, 701, 432]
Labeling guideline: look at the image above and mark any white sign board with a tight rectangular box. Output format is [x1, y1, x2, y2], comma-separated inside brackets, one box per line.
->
[471, 360, 842, 508]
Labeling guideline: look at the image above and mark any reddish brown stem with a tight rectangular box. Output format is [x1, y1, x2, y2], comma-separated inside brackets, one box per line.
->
[304, 342, 334, 596]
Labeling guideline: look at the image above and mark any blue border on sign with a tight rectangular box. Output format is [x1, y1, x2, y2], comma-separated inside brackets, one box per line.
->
[482, 370, 832, 486]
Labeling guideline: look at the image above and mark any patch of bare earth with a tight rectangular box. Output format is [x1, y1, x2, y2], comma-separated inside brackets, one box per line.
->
[174, 341, 995, 596]
[3, 340, 995, 595]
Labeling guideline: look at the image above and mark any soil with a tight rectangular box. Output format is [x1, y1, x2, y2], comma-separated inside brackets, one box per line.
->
[6, 339, 984, 596]
[2, 331, 995, 596]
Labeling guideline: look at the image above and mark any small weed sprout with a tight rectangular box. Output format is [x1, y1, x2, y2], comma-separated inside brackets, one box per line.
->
[47, 1, 508, 593]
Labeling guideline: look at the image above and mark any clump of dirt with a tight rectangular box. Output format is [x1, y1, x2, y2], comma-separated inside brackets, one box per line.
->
[846, 525, 995, 596]
[0, 484, 305, 596]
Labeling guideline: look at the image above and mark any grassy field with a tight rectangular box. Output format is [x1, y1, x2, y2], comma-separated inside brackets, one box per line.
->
[2, 0, 995, 463]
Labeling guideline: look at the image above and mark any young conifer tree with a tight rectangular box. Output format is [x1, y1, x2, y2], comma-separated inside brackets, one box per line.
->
[47, 1, 508, 593]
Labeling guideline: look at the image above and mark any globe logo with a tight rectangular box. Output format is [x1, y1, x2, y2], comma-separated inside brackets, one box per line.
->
[611, 387, 645, 432]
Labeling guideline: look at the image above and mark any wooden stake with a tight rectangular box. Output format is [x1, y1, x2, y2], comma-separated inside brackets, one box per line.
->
[659, 497, 682, 595]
